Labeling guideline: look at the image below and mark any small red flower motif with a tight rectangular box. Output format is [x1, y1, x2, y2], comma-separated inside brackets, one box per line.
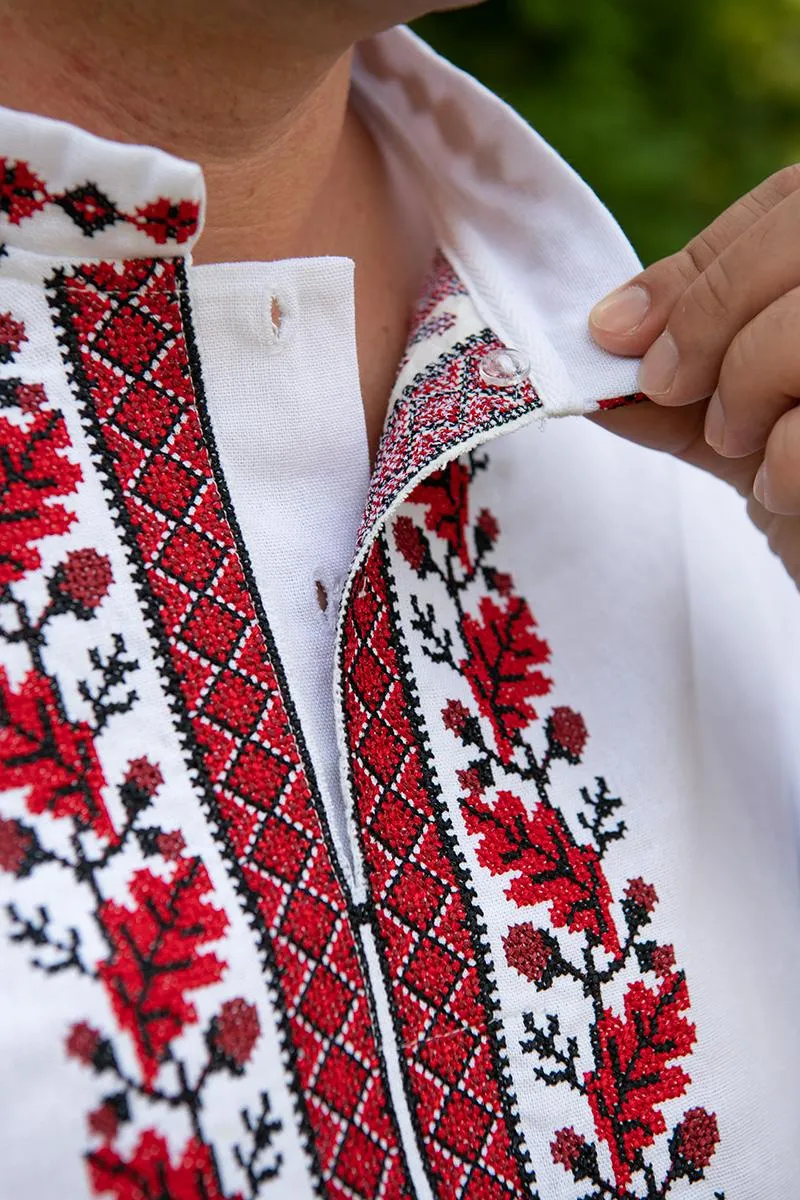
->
[456, 765, 486, 797]
[476, 509, 499, 544]
[124, 757, 164, 798]
[625, 877, 658, 913]
[503, 922, 552, 983]
[130, 197, 200, 244]
[0, 159, 48, 224]
[548, 707, 588, 762]
[651, 944, 676, 976]
[156, 830, 186, 861]
[0, 311, 27, 363]
[394, 516, 428, 572]
[65, 1021, 101, 1065]
[88, 1103, 119, 1142]
[442, 699, 471, 736]
[214, 998, 260, 1067]
[54, 548, 113, 612]
[675, 1107, 720, 1169]
[551, 1127, 586, 1170]
[0, 817, 32, 875]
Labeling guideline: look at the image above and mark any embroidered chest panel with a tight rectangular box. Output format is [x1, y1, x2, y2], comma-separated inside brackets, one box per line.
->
[354, 462, 723, 1199]
[0, 252, 415, 1200]
[0, 234, 725, 1200]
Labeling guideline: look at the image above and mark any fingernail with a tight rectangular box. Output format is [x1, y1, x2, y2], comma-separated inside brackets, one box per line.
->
[638, 331, 679, 398]
[753, 463, 768, 507]
[590, 285, 650, 335]
[704, 391, 725, 453]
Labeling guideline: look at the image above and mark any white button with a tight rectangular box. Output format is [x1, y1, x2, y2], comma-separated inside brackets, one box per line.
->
[479, 347, 530, 388]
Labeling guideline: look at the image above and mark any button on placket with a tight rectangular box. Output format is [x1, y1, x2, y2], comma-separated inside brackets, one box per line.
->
[479, 346, 530, 388]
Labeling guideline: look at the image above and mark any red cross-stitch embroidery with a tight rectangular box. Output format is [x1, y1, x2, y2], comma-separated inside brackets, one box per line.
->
[49, 258, 414, 1200]
[340, 536, 533, 1200]
[358, 254, 542, 548]
[391, 452, 722, 1197]
[0, 352, 280, 1198]
[0, 309, 27, 362]
[0, 157, 199, 244]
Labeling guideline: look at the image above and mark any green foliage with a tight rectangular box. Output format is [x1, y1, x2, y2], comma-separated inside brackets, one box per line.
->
[413, 0, 800, 263]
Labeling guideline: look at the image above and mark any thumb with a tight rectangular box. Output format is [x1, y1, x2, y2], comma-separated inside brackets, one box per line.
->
[588, 163, 800, 357]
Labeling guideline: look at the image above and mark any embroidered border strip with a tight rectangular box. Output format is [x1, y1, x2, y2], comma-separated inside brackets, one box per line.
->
[48, 256, 414, 1200]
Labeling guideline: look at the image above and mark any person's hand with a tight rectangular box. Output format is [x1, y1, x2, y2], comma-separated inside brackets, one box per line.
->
[588, 165, 800, 586]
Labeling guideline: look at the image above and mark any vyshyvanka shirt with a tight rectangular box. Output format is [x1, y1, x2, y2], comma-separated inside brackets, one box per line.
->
[0, 24, 798, 1200]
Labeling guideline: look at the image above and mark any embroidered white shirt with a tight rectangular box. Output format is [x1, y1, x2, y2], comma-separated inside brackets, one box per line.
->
[0, 24, 798, 1200]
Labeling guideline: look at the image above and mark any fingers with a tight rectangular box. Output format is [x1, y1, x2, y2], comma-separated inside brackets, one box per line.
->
[588, 395, 708, 457]
[589, 163, 800, 358]
[753, 405, 800, 515]
[640, 190, 800, 406]
[589, 396, 764, 499]
[704, 286, 800, 458]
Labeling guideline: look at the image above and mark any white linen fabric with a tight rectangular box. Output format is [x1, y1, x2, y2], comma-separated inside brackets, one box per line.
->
[0, 24, 797, 1200]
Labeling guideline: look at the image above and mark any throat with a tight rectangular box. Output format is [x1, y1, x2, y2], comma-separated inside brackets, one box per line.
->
[196, 95, 436, 467]
[318, 99, 437, 466]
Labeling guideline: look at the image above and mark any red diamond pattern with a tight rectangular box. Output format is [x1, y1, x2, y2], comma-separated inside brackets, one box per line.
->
[341, 536, 526, 1199]
[53, 258, 411, 1200]
[358, 254, 542, 546]
[1, 155, 199, 243]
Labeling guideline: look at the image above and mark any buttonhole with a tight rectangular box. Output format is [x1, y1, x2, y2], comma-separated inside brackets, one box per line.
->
[270, 295, 284, 339]
[315, 580, 329, 612]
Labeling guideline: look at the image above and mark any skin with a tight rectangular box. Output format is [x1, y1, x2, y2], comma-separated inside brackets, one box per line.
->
[590, 167, 800, 587]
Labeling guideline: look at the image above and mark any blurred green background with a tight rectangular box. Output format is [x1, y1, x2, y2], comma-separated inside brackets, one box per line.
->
[413, 0, 800, 264]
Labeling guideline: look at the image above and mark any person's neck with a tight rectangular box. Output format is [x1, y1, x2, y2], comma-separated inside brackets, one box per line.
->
[0, 1, 363, 265]
[0, 2, 437, 461]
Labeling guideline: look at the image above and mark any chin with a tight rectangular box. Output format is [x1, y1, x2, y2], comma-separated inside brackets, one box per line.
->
[410, 0, 486, 11]
[354, 0, 486, 23]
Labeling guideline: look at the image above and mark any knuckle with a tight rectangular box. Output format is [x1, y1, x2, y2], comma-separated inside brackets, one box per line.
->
[680, 234, 716, 282]
[733, 166, 800, 239]
[669, 258, 735, 348]
[763, 163, 800, 205]
[638, 254, 691, 305]
[691, 258, 736, 322]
